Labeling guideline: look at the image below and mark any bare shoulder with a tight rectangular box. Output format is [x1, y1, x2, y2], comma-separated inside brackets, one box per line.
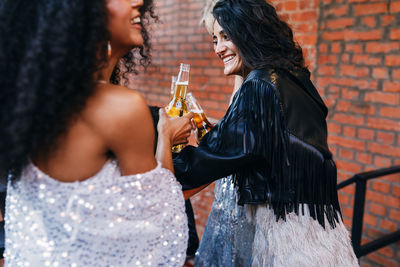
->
[83, 84, 152, 137]
[82, 84, 157, 174]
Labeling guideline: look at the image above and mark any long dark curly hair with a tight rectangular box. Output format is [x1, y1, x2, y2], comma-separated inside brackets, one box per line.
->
[213, 0, 308, 74]
[0, 0, 156, 181]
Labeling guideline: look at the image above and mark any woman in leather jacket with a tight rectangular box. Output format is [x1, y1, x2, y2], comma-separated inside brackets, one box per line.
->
[174, 0, 359, 266]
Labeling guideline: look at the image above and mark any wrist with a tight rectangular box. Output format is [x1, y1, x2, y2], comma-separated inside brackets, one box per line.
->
[158, 132, 172, 147]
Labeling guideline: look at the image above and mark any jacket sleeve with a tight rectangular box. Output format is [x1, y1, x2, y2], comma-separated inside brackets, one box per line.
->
[174, 77, 290, 190]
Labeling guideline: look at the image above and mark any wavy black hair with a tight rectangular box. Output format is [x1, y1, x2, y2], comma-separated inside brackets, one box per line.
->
[0, 0, 156, 181]
[213, 0, 308, 74]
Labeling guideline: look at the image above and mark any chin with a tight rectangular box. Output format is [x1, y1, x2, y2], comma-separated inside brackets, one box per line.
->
[223, 67, 235, 76]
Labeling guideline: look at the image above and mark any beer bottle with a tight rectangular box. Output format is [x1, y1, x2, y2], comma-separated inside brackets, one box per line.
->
[166, 63, 190, 152]
[186, 92, 214, 142]
[170, 75, 177, 100]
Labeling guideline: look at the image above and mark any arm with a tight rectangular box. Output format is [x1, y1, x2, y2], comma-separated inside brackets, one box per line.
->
[95, 86, 158, 174]
[156, 109, 194, 173]
[174, 78, 289, 190]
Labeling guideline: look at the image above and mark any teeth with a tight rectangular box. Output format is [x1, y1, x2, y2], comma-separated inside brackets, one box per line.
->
[223, 55, 235, 63]
[130, 17, 141, 24]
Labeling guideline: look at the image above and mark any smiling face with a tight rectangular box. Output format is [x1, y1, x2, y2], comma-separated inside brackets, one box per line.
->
[107, 0, 143, 51]
[213, 20, 246, 77]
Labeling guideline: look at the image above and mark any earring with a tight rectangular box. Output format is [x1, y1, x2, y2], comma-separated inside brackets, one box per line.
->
[107, 41, 112, 57]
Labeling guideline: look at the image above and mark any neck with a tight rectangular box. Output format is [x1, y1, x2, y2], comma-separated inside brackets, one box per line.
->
[94, 45, 131, 83]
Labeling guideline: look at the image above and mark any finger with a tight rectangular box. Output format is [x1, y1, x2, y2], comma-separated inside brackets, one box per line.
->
[184, 112, 194, 119]
[159, 107, 169, 118]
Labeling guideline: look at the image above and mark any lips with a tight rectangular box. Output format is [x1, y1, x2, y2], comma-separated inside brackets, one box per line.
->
[222, 55, 235, 64]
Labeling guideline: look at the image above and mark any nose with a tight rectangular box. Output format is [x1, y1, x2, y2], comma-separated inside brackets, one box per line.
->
[214, 41, 226, 57]
[130, 0, 143, 7]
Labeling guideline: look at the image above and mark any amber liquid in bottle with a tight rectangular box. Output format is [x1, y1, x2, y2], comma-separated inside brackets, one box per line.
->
[192, 111, 213, 141]
[166, 64, 190, 153]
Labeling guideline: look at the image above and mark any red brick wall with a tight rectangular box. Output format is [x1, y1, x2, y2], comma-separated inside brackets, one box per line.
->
[316, 1, 400, 266]
[130, 0, 400, 265]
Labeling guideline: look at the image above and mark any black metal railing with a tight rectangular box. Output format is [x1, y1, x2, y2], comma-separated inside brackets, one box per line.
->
[337, 165, 400, 258]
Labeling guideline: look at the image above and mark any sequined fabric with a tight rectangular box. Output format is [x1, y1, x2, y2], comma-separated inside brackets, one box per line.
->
[195, 176, 358, 267]
[195, 176, 256, 266]
[4, 161, 188, 266]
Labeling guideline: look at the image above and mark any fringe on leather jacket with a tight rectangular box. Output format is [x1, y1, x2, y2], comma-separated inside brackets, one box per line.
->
[173, 68, 341, 229]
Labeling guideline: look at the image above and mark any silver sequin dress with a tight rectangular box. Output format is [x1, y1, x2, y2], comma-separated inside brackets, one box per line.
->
[195, 176, 358, 267]
[4, 161, 188, 266]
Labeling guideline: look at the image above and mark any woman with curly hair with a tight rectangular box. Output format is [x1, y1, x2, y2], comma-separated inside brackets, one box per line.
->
[175, 0, 358, 266]
[0, 0, 192, 265]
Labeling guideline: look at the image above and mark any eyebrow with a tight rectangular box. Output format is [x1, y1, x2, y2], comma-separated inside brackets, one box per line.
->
[212, 30, 225, 38]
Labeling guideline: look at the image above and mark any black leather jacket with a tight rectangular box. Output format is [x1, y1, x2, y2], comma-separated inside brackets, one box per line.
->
[174, 68, 341, 229]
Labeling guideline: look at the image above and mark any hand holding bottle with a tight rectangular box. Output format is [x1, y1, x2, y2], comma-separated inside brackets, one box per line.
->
[158, 108, 194, 146]
[186, 92, 214, 143]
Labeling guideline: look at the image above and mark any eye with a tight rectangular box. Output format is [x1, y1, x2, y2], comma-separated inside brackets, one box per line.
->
[212, 36, 217, 46]
[223, 34, 230, 41]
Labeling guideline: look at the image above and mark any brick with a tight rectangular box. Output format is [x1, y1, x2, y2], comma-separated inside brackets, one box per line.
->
[367, 253, 399, 267]
[341, 53, 350, 63]
[374, 155, 392, 167]
[318, 54, 338, 64]
[338, 193, 351, 205]
[385, 55, 400, 66]
[377, 246, 394, 258]
[382, 15, 395, 27]
[340, 65, 369, 78]
[390, 28, 400, 40]
[328, 5, 348, 16]
[339, 148, 354, 160]
[356, 152, 372, 164]
[353, 54, 382, 65]
[367, 117, 400, 131]
[321, 31, 345, 41]
[318, 65, 336, 75]
[383, 81, 400, 92]
[319, 43, 328, 53]
[393, 69, 400, 79]
[357, 128, 374, 140]
[372, 68, 388, 79]
[335, 159, 363, 173]
[368, 142, 400, 158]
[354, 3, 387, 16]
[341, 88, 359, 99]
[291, 11, 318, 22]
[283, 1, 297, 11]
[327, 122, 341, 134]
[345, 43, 363, 53]
[368, 202, 386, 216]
[363, 213, 378, 227]
[365, 42, 400, 53]
[329, 135, 366, 152]
[380, 219, 398, 232]
[361, 16, 376, 28]
[343, 126, 356, 137]
[364, 92, 399, 105]
[331, 42, 342, 53]
[344, 29, 382, 41]
[342, 206, 354, 218]
[391, 2, 400, 13]
[376, 131, 395, 144]
[350, 104, 376, 115]
[366, 190, 399, 209]
[371, 180, 391, 194]
[326, 18, 354, 30]
[393, 185, 400, 198]
[389, 209, 400, 221]
[332, 113, 365, 126]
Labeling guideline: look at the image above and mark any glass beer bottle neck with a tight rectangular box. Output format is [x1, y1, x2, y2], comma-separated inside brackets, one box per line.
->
[174, 83, 187, 99]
